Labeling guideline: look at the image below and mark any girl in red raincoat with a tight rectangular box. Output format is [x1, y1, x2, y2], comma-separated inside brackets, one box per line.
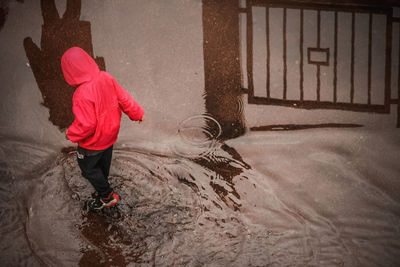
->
[62, 47, 144, 210]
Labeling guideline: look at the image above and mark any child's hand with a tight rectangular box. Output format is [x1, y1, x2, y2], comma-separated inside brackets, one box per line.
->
[139, 115, 144, 124]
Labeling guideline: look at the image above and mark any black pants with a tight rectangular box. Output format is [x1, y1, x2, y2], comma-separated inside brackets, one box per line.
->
[77, 145, 113, 198]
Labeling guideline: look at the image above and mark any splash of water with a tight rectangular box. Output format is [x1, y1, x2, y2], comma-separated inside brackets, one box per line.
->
[172, 114, 222, 158]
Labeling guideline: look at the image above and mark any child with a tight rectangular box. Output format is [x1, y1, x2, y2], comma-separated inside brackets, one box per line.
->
[62, 47, 144, 210]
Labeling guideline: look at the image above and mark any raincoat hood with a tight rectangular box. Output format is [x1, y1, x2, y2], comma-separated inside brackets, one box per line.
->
[61, 47, 100, 87]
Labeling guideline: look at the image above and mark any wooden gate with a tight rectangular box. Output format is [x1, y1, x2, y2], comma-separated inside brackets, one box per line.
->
[240, 0, 395, 115]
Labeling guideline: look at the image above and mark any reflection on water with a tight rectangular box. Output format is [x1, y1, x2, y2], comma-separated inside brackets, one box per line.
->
[202, 0, 246, 139]
[31, 146, 247, 265]
[192, 143, 251, 211]
[2, 0, 399, 265]
[1, 128, 400, 266]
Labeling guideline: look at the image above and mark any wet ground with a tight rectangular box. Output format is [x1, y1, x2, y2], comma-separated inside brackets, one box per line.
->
[1, 124, 400, 266]
[1, 1, 400, 266]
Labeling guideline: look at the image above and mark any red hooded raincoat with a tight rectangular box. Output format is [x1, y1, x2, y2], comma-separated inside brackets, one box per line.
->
[62, 47, 144, 150]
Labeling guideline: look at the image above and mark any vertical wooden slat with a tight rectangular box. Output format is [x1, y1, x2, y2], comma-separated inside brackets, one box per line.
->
[300, 8, 304, 101]
[351, 11, 355, 103]
[334, 11, 338, 103]
[385, 9, 393, 114]
[317, 10, 321, 102]
[266, 6, 270, 98]
[398, 21, 400, 127]
[247, 3, 254, 99]
[283, 7, 287, 100]
[368, 12, 373, 105]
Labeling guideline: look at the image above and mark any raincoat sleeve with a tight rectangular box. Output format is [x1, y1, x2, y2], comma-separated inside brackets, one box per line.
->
[112, 78, 144, 121]
[67, 97, 97, 143]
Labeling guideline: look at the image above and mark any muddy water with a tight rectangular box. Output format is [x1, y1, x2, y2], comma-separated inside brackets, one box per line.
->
[1, 126, 400, 266]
